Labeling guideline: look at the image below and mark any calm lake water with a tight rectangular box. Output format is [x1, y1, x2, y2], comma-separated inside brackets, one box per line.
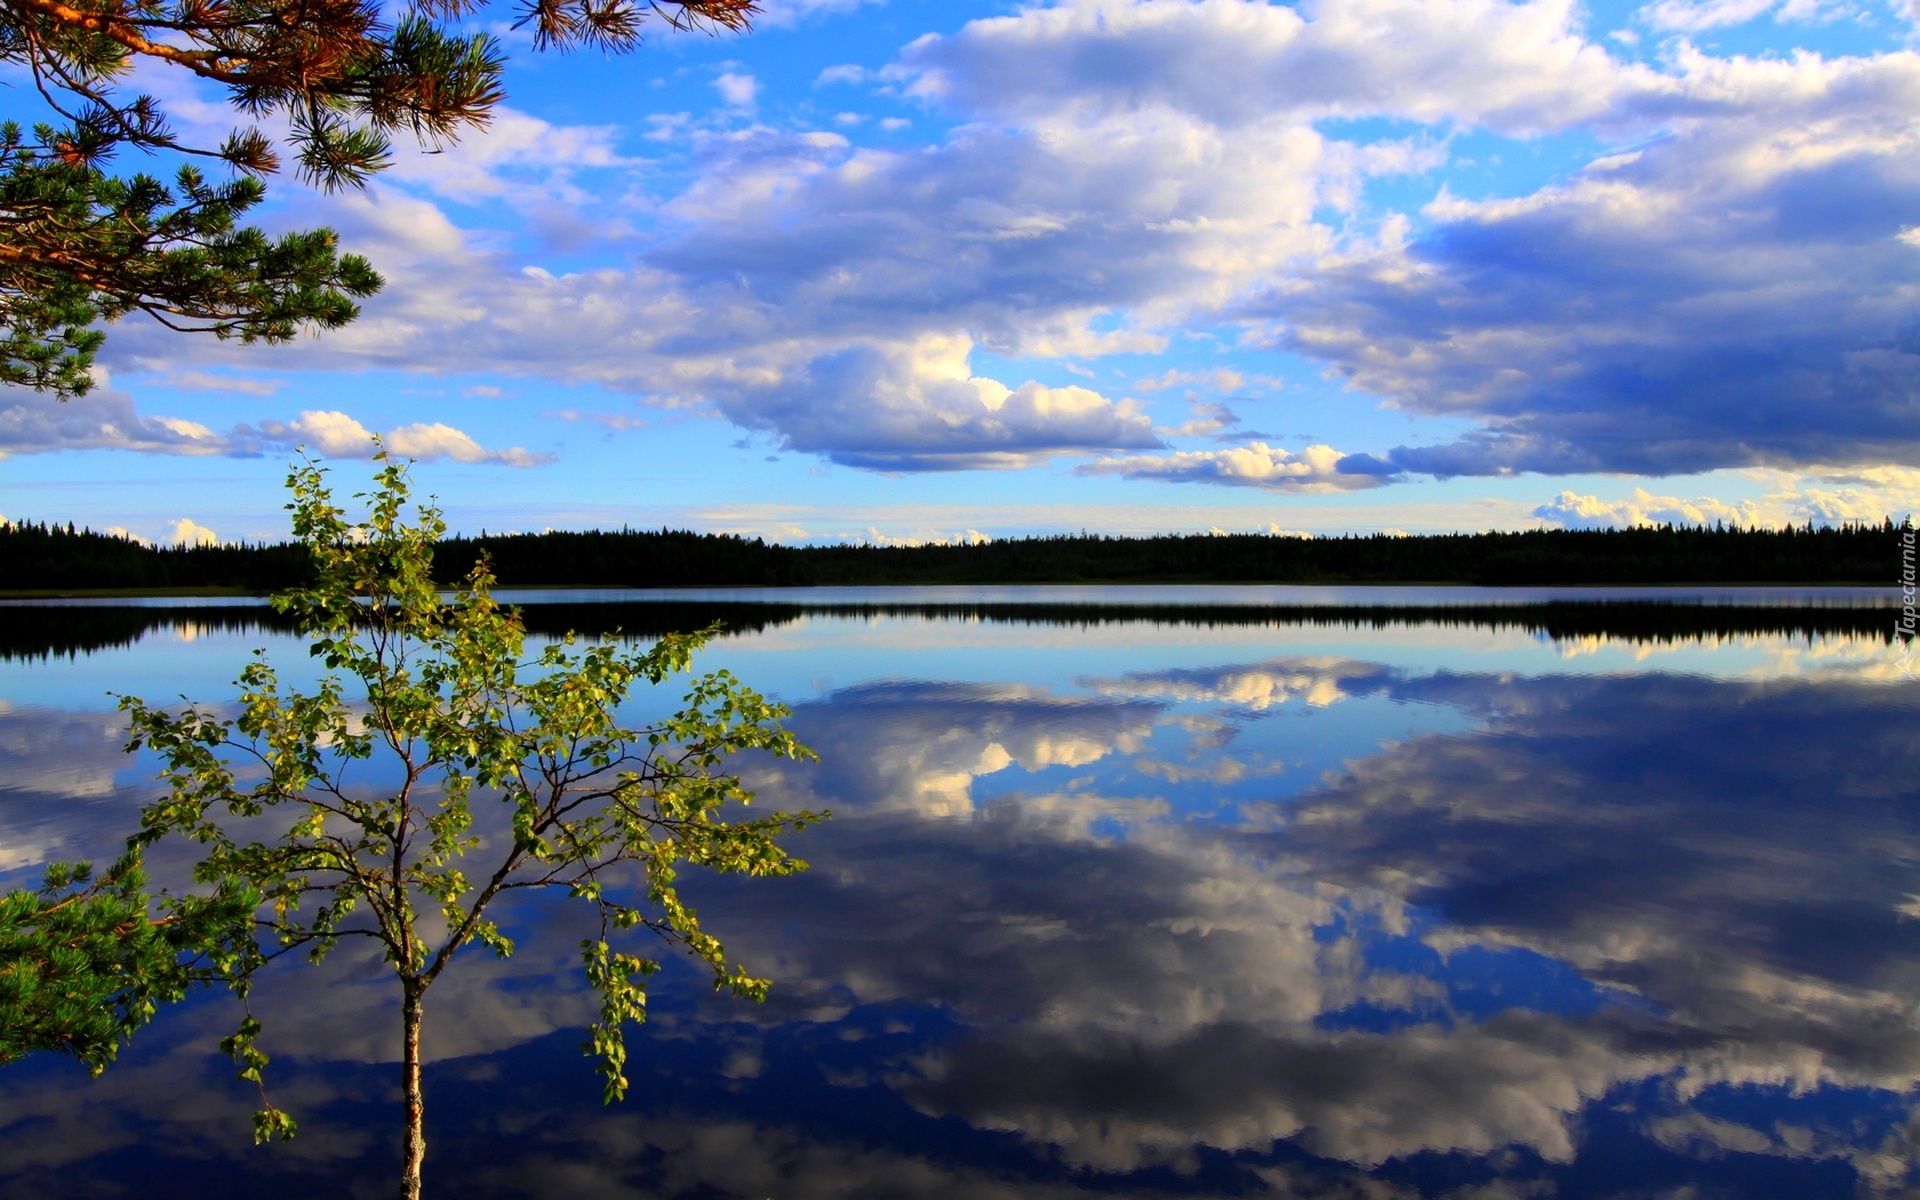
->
[2, 587, 1917, 1198]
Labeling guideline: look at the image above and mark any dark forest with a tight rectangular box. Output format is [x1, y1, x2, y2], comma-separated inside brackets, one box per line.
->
[0, 518, 1903, 592]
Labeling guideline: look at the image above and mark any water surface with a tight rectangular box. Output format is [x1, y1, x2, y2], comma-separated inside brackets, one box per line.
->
[2, 588, 1915, 1198]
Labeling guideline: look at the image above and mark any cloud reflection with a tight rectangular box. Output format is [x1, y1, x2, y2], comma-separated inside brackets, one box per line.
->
[709, 658, 1920, 1182]
[4, 627, 1919, 1196]
[0, 703, 141, 873]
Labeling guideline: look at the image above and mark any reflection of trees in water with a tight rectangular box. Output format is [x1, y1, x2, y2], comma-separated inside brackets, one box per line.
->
[0, 607, 297, 664]
[5, 652, 1920, 1196]
[0, 599, 1899, 663]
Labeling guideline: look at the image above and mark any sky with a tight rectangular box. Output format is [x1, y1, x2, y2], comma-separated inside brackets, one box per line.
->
[3, 0, 1919, 545]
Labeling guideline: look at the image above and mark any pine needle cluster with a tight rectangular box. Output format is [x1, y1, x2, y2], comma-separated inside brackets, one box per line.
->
[0, 848, 255, 1072]
[0, 0, 760, 392]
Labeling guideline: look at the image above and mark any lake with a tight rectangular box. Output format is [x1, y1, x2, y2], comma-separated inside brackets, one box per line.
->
[2, 586, 1916, 1198]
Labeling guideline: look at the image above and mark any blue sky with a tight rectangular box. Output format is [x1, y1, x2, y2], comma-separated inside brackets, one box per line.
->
[3, 0, 1918, 544]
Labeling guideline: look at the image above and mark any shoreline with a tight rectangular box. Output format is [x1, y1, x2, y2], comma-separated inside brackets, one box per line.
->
[0, 580, 1901, 603]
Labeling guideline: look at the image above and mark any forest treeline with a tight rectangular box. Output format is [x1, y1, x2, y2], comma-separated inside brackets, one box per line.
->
[0, 518, 1906, 592]
[0, 601, 1899, 664]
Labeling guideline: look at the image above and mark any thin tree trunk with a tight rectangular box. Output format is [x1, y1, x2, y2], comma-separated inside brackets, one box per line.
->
[399, 983, 427, 1200]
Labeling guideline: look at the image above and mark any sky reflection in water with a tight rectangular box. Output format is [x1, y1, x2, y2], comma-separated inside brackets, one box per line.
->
[0, 590, 1915, 1198]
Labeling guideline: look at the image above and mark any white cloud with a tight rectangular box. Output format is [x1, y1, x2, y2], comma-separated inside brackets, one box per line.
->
[655, 496, 1541, 540]
[106, 112, 1330, 468]
[167, 517, 220, 546]
[1260, 49, 1920, 478]
[702, 668, 1920, 1176]
[731, 336, 1162, 470]
[0, 374, 551, 469]
[242, 410, 552, 468]
[261, 409, 379, 459]
[1134, 367, 1249, 393]
[94, 0, 1920, 488]
[1077, 442, 1390, 492]
[714, 72, 760, 110]
[1639, 0, 1777, 29]
[814, 63, 870, 86]
[754, 0, 887, 27]
[1156, 400, 1241, 437]
[1536, 469, 1920, 530]
[0, 375, 228, 459]
[1535, 488, 1765, 529]
[376, 107, 639, 222]
[890, 0, 1665, 137]
[1639, 0, 1853, 29]
[856, 525, 994, 547]
[146, 368, 285, 397]
[1087, 657, 1384, 710]
[389, 421, 539, 466]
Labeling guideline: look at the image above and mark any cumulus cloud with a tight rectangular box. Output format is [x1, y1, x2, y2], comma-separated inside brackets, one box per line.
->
[239, 410, 551, 467]
[756, 679, 1162, 818]
[0, 378, 546, 468]
[1076, 441, 1390, 491]
[108, 0, 1514, 474]
[1257, 49, 1920, 478]
[1535, 487, 1767, 529]
[1085, 656, 1391, 709]
[107, 185, 1178, 470]
[1763, 464, 1920, 524]
[0, 376, 227, 459]
[733, 337, 1162, 470]
[91, 0, 1920, 486]
[1537, 469, 1920, 529]
[370, 107, 645, 241]
[889, 0, 1665, 136]
[167, 517, 220, 546]
[856, 525, 993, 546]
[713, 71, 760, 110]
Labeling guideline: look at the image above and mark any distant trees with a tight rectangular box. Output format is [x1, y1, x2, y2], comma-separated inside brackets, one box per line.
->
[0, 519, 311, 590]
[356, 517, 1920, 587]
[0, 0, 760, 393]
[4, 515, 1906, 591]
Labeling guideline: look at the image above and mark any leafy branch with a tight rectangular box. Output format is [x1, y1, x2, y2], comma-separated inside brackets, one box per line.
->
[116, 451, 822, 1197]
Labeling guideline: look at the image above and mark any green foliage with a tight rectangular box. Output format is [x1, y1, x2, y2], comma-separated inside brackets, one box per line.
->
[0, 121, 381, 397]
[118, 453, 821, 1184]
[0, 848, 256, 1073]
[1, 0, 757, 391]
